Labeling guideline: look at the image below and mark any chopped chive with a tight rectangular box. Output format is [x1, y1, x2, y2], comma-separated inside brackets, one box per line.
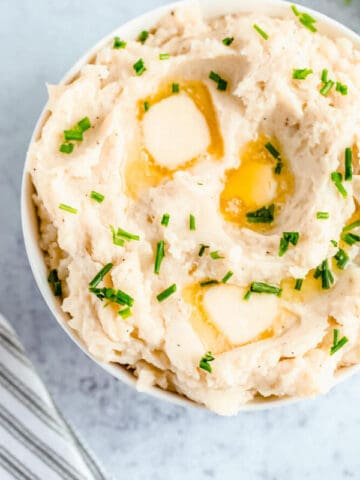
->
[59, 143, 74, 154]
[154, 240, 165, 274]
[336, 82, 348, 96]
[274, 161, 283, 175]
[320, 80, 335, 96]
[110, 226, 125, 247]
[90, 191, 104, 203]
[316, 212, 329, 220]
[330, 329, 348, 355]
[116, 228, 140, 241]
[246, 204, 275, 224]
[161, 213, 170, 227]
[64, 130, 83, 141]
[59, 203, 77, 214]
[342, 220, 360, 233]
[209, 71, 228, 91]
[250, 282, 282, 296]
[222, 37, 234, 46]
[334, 248, 349, 269]
[331, 172, 347, 198]
[77, 117, 91, 132]
[314, 259, 334, 289]
[172, 82, 180, 93]
[321, 69, 328, 83]
[89, 263, 113, 288]
[113, 36, 127, 49]
[294, 278, 303, 291]
[48, 269, 62, 297]
[299, 14, 317, 32]
[279, 232, 300, 256]
[118, 307, 132, 319]
[342, 232, 360, 246]
[253, 24, 269, 40]
[345, 147, 353, 181]
[133, 58, 146, 76]
[199, 279, 219, 287]
[292, 68, 313, 80]
[210, 251, 224, 260]
[331, 240, 338, 247]
[243, 290, 251, 300]
[90, 286, 134, 306]
[144, 101, 150, 112]
[265, 142, 280, 159]
[189, 214, 196, 231]
[159, 53, 170, 60]
[291, 5, 300, 16]
[157, 284, 177, 302]
[198, 244, 210, 257]
[199, 352, 215, 373]
[138, 30, 149, 43]
[222, 271, 233, 283]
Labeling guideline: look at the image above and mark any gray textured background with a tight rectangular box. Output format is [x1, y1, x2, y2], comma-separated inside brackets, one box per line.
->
[1, 1, 360, 479]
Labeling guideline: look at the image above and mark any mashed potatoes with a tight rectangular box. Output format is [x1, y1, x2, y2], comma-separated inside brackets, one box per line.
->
[28, 5, 360, 414]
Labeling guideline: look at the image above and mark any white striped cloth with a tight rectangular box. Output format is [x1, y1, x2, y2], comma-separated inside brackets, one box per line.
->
[0, 314, 108, 480]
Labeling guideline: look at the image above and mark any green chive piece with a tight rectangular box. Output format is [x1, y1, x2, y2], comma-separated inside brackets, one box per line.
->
[334, 249, 349, 270]
[189, 214, 196, 231]
[90, 191, 104, 203]
[199, 244, 210, 257]
[64, 130, 83, 141]
[222, 271, 233, 283]
[250, 282, 282, 296]
[89, 286, 134, 307]
[89, 263, 113, 288]
[210, 251, 224, 260]
[113, 36, 127, 49]
[159, 53, 170, 60]
[299, 14, 317, 32]
[320, 80, 335, 96]
[343, 220, 360, 233]
[133, 58, 146, 76]
[331, 240, 338, 247]
[59, 203, 77, 214]
[199, 280, 219, 287]
[138, 30, 149, 43]
[209, 71, 228, 91]
[265, 142, 280, 159]
[279, 232, 300, 257]
[154, 240, 165, 274]
[59, 143, 74, 154]
[253, 24, 269, 40]
[316, 212, 329, 220]
[291, 5, 300, 16]
[157, 284, 177, 302]
[321, 69, 328, 83]
[222, 37, 234, 46]
[336, 82, 348, 95]
[342, 232, 360, 246]
[144, 101, 150, 112]
[77, 117, 91, 132]
[172, 82, 180, 93]
[199, 352, 215, 373]
[110, 226, 125, 247]
[115, 228, 140, 241]
[314, 259, 334, 289]
[243, 290, 251, 300]
[345, 147, 353, 181]
[331, 172, 347, 198]
[246, 204, 275, 224]
[294, 278, 303, 291]
[161, 213, 170, 227]
[292, 68, 313, 80]
[48, 269, 62, 297]
[118, 307, 132, 319]
[330, 329, 348, 355]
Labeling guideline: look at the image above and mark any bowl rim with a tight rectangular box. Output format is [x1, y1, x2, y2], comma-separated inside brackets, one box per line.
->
[21, 0, 360, 414]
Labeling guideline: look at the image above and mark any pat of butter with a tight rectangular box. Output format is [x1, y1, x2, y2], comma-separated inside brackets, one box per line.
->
[142, 93, 211, 169]
[203, 285, 278, 344]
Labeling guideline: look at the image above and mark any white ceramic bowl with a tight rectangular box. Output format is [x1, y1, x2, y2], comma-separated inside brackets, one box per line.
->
[21, 0, 360, 412]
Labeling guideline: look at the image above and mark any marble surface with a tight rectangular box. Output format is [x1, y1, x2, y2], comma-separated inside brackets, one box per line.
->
[1, 0, 360, 478]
